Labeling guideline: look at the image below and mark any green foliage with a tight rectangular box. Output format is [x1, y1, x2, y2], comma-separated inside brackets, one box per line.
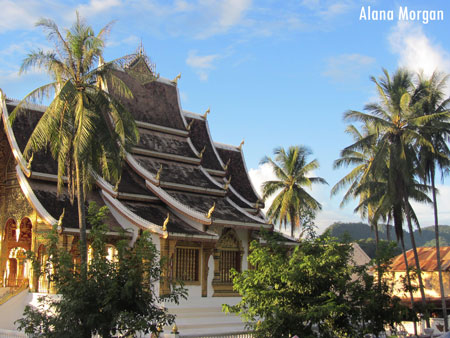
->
[224, 232, 405, 338]
[16, 203, 187, 338]
[261, 145, 327, 238]
[12, 13, 140, 267]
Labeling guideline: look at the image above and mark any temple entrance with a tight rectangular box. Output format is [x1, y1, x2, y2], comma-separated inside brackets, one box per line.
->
[3, 218, 32, 288]
[5, 247, 28, 287]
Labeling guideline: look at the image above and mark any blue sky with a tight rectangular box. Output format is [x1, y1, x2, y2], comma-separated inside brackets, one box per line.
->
[1, 0, 450, 232]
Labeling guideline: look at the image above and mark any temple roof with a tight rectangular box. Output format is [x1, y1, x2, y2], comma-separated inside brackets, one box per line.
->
[390, 247, 450, 272]
[0, 54, 270, 240]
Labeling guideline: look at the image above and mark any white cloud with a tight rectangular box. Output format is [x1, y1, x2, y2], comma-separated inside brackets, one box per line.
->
[0, 0, 39, 32]
[389, 21, 450, 77]
[323, 53, 375, 83]
[319, 1, 352, 18]
[195, 0, 252, 38]
[248, 162, 277, 214]
[186, 50, 220, 81]
[76, 0, 122, 18]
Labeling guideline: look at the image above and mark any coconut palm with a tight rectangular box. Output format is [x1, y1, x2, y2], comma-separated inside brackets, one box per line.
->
[343, 68, 445, 327]
[11, 14, 139, 270]
[332, 121, 387, 250]
[261, 145, 327, 238]
[415, 71, 450, 331]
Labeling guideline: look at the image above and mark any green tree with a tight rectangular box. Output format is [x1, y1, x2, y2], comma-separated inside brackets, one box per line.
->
[224, 232, 405, 338]
[16, 203, 187, 338]
[11, 14, 139, 269]
[415, 71, 450, 331]
[261, 145, 327, 238]
[332, 121, 387, 255]
[343, 69, 437, 328]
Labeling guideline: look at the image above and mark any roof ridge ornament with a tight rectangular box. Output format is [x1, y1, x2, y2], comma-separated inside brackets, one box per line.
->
[198, 146, 206, 160]
[172, 73, 181, 85]
[238, 139, 244, 151]
[57, 208, 65, 234]
[26, 153, 34, 170]
[224, 158, 231, 171]
[162, 212, 169, 231]
[123, 43, 159, 83]
[202, 107, 210, 119]
[114, 176, 121, 192]
[206, 202, 216, 219]
[186, 119, 195, 131]
[155, 164, 163, 184]
[224, 176, 231, 190]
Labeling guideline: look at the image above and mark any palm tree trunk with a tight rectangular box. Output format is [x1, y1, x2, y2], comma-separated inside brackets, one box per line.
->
[75, 159, 87, 274]
[431, 173, 448, 331]
[386, 218, 391, 242]
[404, 200, 430, 328]
[400, 235, 418, 336]
[372, 220, 382, 289]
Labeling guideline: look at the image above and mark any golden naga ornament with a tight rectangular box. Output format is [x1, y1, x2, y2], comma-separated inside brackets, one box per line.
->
[172, 72, 181, 85]
[155, 164, 163, 182]
[238, 139, 244, 151]
[57, 208, 65, 234]
[224, 158, 231, 171]
[162, 213, 170, 231]
[26, 153, 34, 170]
[206, 202, 216, 219]
[202, 107, 210, 119]
[186, 119, 194, 131]
[198, 146, 206, 159]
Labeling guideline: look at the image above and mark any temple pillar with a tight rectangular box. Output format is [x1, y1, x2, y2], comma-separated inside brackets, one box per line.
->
[201, 244, 213, 297]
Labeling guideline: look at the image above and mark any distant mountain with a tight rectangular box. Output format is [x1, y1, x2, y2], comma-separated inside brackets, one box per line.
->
[324, 222, 450, 258]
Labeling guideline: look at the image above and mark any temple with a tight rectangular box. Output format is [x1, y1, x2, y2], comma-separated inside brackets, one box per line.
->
[0, 51, 273, 335]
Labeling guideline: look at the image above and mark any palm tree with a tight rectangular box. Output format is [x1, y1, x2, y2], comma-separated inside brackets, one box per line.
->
[332, 122, 386, 250]
[343, 68, 442, 327]
[416, 71, 450, 331]
[261, 145, 327, 238]
[11, 14, 139, 271]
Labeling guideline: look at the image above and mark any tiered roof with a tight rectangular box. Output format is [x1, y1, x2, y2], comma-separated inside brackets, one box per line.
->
[0, 52, 270, 241]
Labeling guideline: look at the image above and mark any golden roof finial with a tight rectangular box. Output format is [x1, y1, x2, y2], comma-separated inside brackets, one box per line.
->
[155, 164, 163, 182]
[138, 39, 144, 56]
[198, 146, 206, 159]
[238, 139, 245, 151]
[224, 158, 231, 171]
[26, 152, 34, 170]
[172, 72, 181, 85]
[186, 119, 195, 131]
[202, 107, 210, 119]
[162, 212, 170, 231]
[171, 323, 179, 334]
[206, 202, 216, 219]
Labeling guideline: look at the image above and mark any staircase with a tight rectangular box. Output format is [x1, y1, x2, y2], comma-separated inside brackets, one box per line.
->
[166, 297, 248, 337]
